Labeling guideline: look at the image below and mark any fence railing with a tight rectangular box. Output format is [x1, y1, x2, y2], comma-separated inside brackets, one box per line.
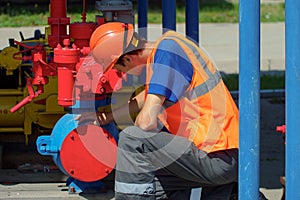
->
[137, 0, 299, 199]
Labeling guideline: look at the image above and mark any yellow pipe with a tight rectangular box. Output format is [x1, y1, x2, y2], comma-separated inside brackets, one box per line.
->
[0, 89, 23, 96]
[0, 127, 24, 132]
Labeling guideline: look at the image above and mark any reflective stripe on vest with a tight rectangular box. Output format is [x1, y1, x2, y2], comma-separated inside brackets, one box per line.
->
[178, 38, 222, 99]
[115, 181, 155, 195]
[160, 34, 222, 107]
[185, 71, 221, 100]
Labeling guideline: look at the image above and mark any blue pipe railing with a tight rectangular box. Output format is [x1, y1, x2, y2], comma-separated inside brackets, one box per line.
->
[138, 0, 199, 43]
[138, 0, 148, 39]
[162, 0, 176, 32]
[136, 0, 297, 199]
[238, 0, 260, 199]
[185, 0, 199, 44]
[285, 0, 300, 198]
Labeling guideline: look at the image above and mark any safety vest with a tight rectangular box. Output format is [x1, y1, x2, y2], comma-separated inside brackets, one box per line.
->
[145, 31, 239, 153]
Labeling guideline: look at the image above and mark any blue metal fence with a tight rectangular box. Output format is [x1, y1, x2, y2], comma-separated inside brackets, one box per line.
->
[137, 0, 148, 39]
[285, 0, 300, 199]
[137, 0, 297, 199]
[185, 0, 199, 44]
[162, 0, 176, 33]
[238, 1, 260, 199]
[137, 0, 199, 43]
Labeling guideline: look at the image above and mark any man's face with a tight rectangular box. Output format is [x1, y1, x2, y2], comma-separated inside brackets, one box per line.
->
[113, 54, 145, 76]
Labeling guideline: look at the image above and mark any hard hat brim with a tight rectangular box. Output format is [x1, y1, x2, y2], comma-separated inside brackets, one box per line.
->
[104, 57, 118, 73]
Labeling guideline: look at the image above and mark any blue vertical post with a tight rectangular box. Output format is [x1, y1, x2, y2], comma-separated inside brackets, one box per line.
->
[138, 0, 148, 39]
[238, 0, 260, 199]
[162, 0, 176, 33]
[185, 0, 199, 44]
[285, 0, 300, 199]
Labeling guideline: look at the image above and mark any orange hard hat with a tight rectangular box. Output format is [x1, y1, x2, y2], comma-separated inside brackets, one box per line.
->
[90, 22, 135, 72]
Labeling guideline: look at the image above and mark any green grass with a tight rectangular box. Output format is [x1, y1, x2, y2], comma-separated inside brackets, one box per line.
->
[222, 74, 285, 91]
[0, 2, 285, 27]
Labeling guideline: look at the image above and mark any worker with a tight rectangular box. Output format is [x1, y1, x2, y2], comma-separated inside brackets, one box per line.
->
[78, 22, 239, 200]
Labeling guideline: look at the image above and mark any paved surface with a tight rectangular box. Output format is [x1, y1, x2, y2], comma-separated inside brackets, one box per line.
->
[0, 22, 285, 74]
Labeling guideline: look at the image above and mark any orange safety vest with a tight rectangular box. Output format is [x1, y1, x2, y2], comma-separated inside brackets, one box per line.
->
[145, 31, 239, 153]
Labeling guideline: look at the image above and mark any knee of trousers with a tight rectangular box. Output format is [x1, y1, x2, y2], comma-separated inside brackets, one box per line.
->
[117, 126, 158, 154]
[118, 126, 144, 149]
[118, 126, 139, 145]
[119, 126, 156, 144]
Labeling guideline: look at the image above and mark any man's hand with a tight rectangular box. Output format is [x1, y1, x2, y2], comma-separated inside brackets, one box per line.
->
[135, 94, 165, 131]
[74, 112, 113, 126]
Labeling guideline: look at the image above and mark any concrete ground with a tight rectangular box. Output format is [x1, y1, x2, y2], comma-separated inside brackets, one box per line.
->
[0, 22, 286, 199]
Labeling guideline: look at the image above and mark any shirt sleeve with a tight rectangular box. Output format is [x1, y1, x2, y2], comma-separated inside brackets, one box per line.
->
[147, 39, 193, 102]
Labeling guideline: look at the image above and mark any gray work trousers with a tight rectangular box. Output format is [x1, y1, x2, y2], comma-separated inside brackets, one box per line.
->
[115, 126, 238, 200]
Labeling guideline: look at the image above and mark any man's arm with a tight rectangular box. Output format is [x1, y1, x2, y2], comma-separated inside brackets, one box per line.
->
[135, 93, 165, 131]
[108, 90, 145, 125]
[75, 90, 146, 126]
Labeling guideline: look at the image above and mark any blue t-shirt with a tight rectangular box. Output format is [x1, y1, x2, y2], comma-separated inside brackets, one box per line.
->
[147, 39, 193, 102]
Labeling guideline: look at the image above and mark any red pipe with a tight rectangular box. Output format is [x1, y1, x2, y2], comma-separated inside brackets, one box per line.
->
[54, 39, 80, 107]
[81, 0, 86, 23]
[50, 0, 67, 17]
[10, 79, 44, 113]
[48, 0, 70, 48]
